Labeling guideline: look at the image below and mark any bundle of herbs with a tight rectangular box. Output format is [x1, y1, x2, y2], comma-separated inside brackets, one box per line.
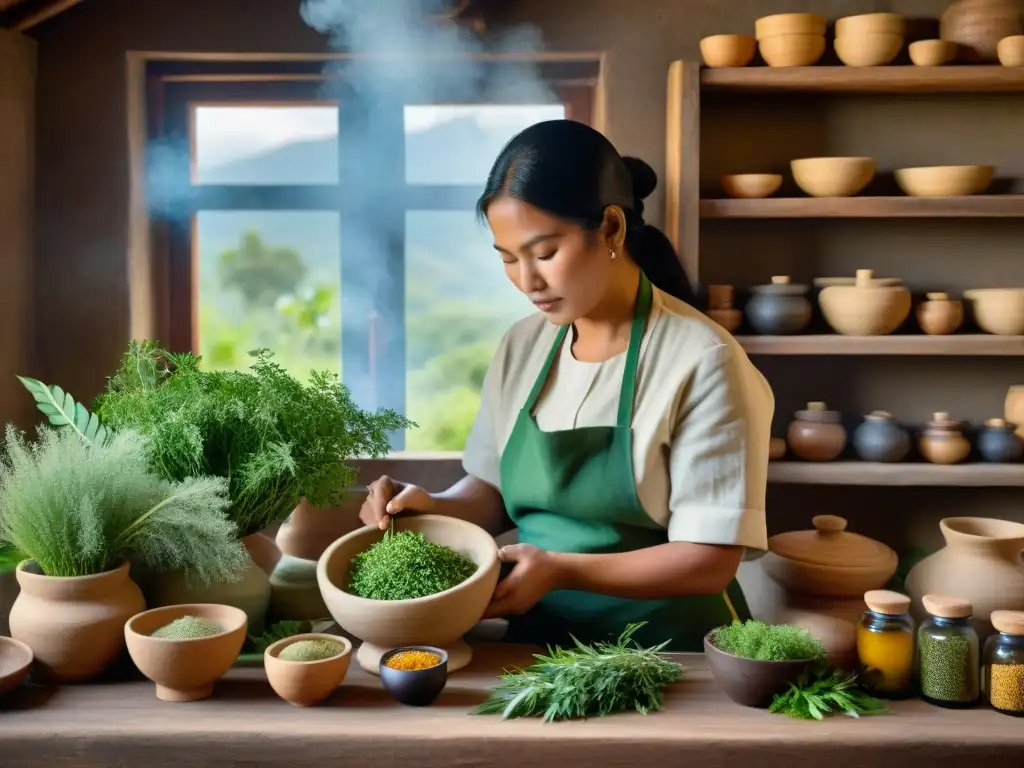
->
[472, 622, 683, 721]
[82, 341, 412, 537]
[770, 669, 887, 720]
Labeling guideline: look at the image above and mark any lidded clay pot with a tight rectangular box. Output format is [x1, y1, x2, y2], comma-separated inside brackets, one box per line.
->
[919, 411, 972, 465]
[705, 284, 742, 333]
[976, 417, 1024, 463]
[762, 515, 899, 599]
[853, 410, 910, 463]
[786, 401, 847, 461]
[818, 269, 912, 336]
[917, 292, 964, 335]
[745, 276, 812, 335]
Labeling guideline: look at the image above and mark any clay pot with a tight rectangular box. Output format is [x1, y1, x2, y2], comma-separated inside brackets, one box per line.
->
[818, 269, 912, 336]
[761, 514, 899, 600]
[769, 437, 787, 461]
[700, 34, 757, 67]
[0, 567, 18, 637]
[853, 411, 910, 463]
[1004, 385, 1024, 439]
[919, 411, 972, 465]
[276, 493, 366, 561]
[786, 402, 847, 461]
[705, 284, 742, 333]
[8, 560, 146, 682]
[264, 633, 353, 707]
[0, 637, 33, 696]
[905, 517, 1024, 639]
[317, 514, 500, 675]
[782, 609, 858, 671]
[940, 0, 1024, 61]
[269, 555, 330, 621]
[704, 632, 813, 708]
[745, 276, 812, 335]
[917, 292, 963, 335]
[977, 417, 1024, 462]
[963, 288, 1024, 335]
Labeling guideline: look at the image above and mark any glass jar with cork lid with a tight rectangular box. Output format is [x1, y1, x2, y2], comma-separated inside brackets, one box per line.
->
[856, 590, 915, 698]
[983, 610, 1024, 717]
[917, 594, 980, 708]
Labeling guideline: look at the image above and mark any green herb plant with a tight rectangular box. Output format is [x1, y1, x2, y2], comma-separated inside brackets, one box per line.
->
[0, 425, 248, 581]
[348, 524, 477, 601]
[471, 622, 683, 721]
[711, 620, 827, 662]
[246, 619, 316, 654]
[82, 341, 412, 536]
[770, 669, 887, 720]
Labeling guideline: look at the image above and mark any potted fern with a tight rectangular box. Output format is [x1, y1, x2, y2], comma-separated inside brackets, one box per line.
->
[22, 341, 410, 634]
[0, 425, 246, 682]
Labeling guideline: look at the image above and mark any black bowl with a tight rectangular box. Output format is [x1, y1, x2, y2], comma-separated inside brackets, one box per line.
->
[379, 645, 449, 706]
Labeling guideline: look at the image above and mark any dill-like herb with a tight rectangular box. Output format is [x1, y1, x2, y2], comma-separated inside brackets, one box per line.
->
[711, 620, 827, 662]
[348, 526, 477, 600]
[770, 669, 887, 720]
[246, 619, 313, 654]
[471, 623, 683, 721]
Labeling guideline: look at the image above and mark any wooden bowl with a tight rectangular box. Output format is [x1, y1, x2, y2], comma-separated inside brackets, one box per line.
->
[721, 173, 782, 199]
[759, 33, 826, 67]
[755, 13, 826, 39]
[703, 632, 814, 708]
[835, 13, 905, 36]
[0, 636, 33, 696]
[791, 157, 875, 197]
[818, 269, 912, 336]
[894, 165, 994, 197]
[963, 288, 1024, 335]
[834, 33, 904, 66]
[909, 39, 959, 65]
[700, 34, 756, 67]
[317, 514, 500, 675]
[264, 633, 353, 707]
[998, 35, 1024, 66]
[124, 603, 247, 702]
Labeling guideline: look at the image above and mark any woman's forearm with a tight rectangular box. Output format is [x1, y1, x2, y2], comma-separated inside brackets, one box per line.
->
[549, 542, 744, 600]
[428, 475, 511, 537]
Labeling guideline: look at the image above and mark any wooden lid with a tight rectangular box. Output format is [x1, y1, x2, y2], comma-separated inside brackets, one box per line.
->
[794, 401, 841, 423]
[864, 589, 911, 615]
[926, 292, 950, 301]
[922, 594, 973, 619]
[768, 515, 898, 569]
[991, 610, 1024, 635]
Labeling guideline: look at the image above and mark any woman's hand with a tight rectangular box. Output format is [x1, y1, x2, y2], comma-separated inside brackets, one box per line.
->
[482, 543, 564, 619]
[359, 475, 434, 530]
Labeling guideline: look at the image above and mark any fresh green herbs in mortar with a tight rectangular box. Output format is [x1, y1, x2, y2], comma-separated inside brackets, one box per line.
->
[472, 623, 683, 721]
[712, 620, 827, 661]
[770, 669, 887, 720]
[348, 526, 477, 600]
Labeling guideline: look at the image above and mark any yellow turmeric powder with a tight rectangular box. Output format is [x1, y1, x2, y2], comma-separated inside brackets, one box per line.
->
[856, 621, 914, 695]
[385, 650, 442, 671]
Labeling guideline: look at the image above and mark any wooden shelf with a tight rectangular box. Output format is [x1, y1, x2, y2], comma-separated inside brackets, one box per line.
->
[736, 335, 1024, 356]
[700, 196, 1024, 219]
[768, 461, 1024, 486]
[700, 66, 1024, 94]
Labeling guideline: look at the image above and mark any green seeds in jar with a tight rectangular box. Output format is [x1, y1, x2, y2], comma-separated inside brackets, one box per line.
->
[917, 594, 979, 708]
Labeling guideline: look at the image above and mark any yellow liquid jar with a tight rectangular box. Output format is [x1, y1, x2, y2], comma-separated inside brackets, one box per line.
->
[856, 589, 915, 698]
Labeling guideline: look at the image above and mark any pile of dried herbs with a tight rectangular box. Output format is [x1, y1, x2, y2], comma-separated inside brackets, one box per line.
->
[472, 623, 683, 721]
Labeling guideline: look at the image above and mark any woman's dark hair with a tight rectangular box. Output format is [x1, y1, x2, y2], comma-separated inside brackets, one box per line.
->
[477, 119, 695, 305]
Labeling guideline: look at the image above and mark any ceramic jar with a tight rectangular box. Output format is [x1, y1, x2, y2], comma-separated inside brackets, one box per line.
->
[786, 402, 847, 461]
[817, 269, 912, 336]
[705, 284, 742, 333]
[906, 517, 1024, 640]
[745, 276, 812, 335]
[8, 560, 146, 682]
[853, 411, 910, 463]
[919, 412, 972, 465]
[977, 418, 1024, 462]
[917, 292, 964, 335]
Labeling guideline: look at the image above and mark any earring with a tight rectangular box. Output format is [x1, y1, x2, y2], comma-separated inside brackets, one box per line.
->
[609, 248, 616, 260]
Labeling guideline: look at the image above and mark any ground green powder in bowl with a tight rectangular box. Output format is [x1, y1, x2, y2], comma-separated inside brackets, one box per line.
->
[278, 639, 344, 662]
[348, 529, 478, 601]
[150, 615, 224, 640]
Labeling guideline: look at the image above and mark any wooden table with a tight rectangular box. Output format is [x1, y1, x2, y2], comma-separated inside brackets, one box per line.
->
[0, 643, 1019, 767]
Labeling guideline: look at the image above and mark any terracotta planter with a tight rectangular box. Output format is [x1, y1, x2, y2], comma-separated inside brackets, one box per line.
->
[906, 517, 1024, 640]
[8, 560, 145, 682]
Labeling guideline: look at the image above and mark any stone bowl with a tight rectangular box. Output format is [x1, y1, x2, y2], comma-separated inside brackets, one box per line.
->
[264, 632, 353, 707]
[317, 514, 500, 675]
[0, 636, 33, 696]
[379, 645, 449, 707]
[704, 631, 814, 708]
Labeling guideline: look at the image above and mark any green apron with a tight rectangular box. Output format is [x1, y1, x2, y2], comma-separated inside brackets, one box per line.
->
[498, 272, 750, 652]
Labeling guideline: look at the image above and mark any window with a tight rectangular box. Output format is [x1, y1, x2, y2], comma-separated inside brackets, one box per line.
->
[151, 60, 596, 452]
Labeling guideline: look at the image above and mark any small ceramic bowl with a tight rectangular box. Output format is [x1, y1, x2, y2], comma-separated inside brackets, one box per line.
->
[379, 645, 449, 706]
[125, 603, 247, 702]
[264, 633, 353, 707]
[0, 636, 33, 696]
[703, 631, 813, 708]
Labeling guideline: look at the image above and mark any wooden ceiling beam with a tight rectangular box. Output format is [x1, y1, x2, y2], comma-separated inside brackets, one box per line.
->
[1, 0, 85, 31]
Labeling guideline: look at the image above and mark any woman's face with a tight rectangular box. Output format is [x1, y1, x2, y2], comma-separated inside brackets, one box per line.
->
[486, 195, 617, 325]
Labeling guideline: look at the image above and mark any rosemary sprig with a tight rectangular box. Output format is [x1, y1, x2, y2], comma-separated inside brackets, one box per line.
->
[471, 622, 683, 722]
[769, 669, 888, 720]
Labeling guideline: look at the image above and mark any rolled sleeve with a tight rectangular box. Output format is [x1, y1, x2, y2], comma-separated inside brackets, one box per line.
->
[666, 343, 772, 552]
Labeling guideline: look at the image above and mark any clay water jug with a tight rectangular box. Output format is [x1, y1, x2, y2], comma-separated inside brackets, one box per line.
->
[905, 517, 1024, 640]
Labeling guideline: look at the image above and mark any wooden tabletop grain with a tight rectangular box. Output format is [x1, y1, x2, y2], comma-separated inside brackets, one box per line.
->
[0, 643, 1018, 768]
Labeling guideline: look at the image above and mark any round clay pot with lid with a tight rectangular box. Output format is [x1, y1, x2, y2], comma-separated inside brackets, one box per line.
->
[919, 411, 972, 464]
[976, 417, 1024, 463]
[853, 410, 911, 463]
[761, 514, 900, 600]
[745, 276, 812, 335]
[705, 284, 741, 333]
[786, 401, 847, 461]
[818, 269, 912, 336]
[917, 292, 964, 335]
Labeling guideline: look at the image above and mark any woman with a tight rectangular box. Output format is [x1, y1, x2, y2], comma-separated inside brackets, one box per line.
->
[360, 119, 773, 651]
